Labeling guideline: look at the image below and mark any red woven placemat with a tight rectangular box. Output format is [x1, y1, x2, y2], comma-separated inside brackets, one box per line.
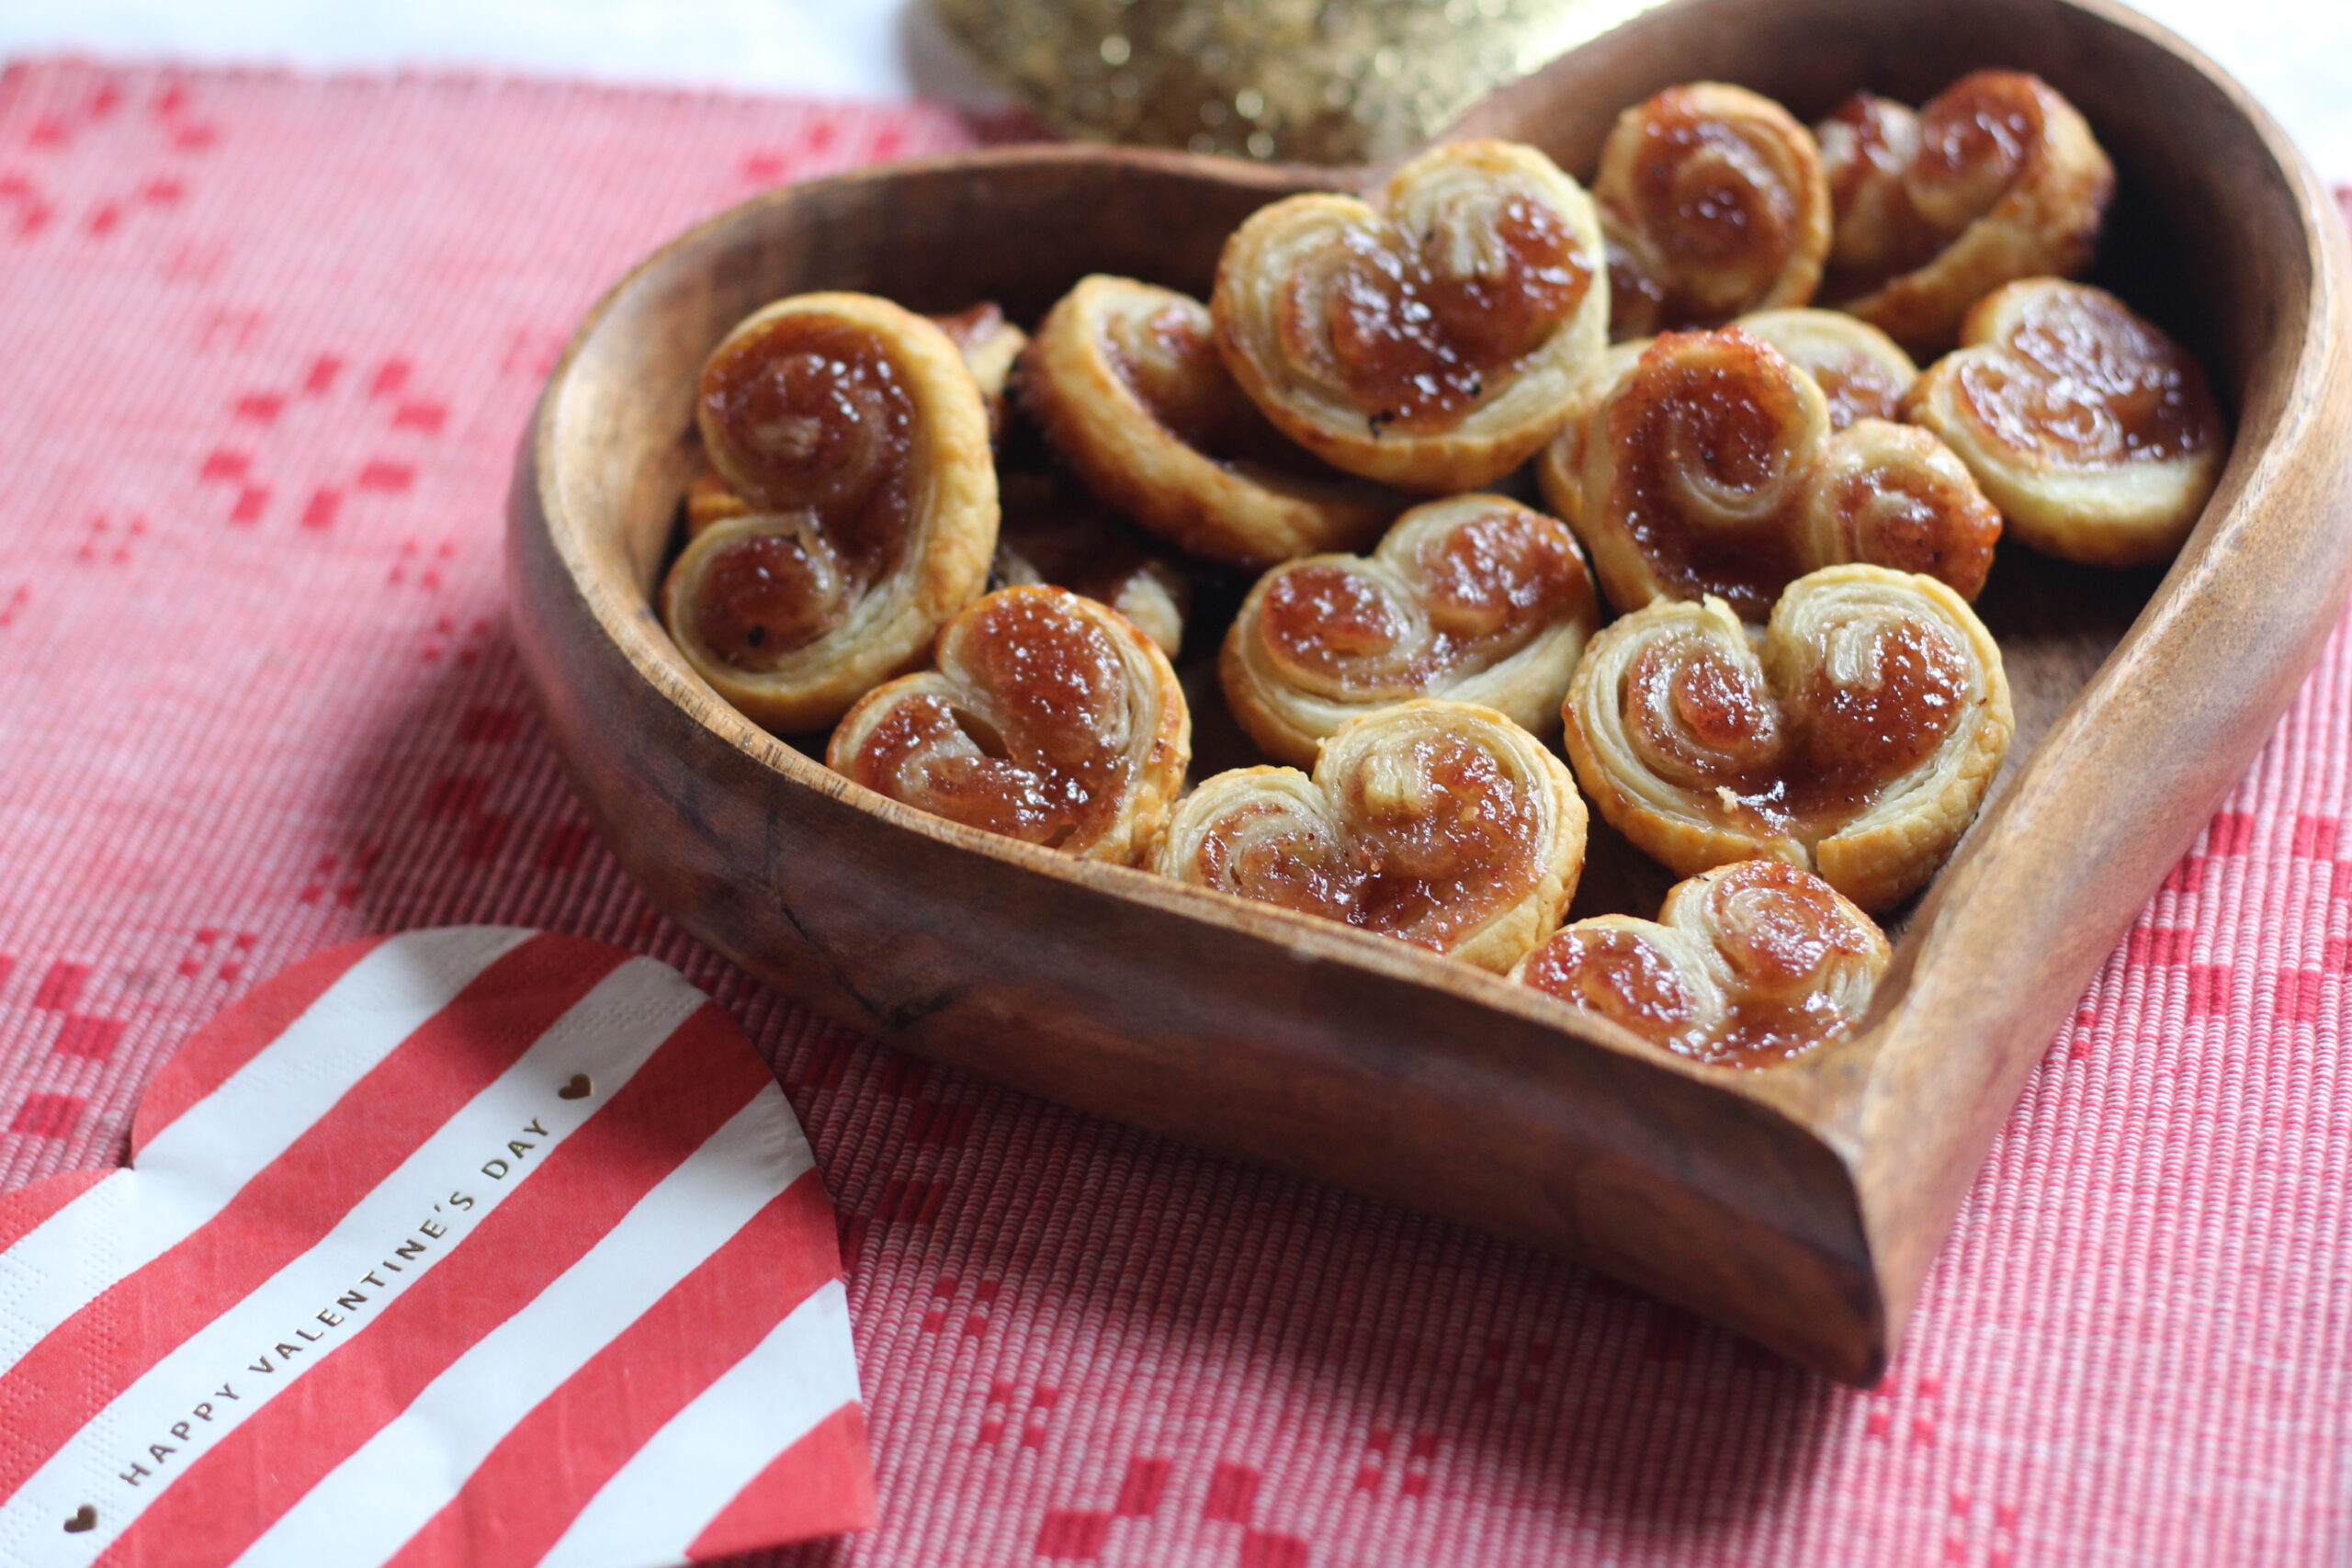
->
[0, 57, 2346, 1568]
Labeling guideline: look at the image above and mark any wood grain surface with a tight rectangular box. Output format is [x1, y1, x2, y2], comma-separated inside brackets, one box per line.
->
[507, 0, 2352, 1381]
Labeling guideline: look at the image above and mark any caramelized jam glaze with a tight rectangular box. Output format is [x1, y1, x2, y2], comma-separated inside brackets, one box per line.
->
[1583, 328, 1996, 613]
[840, 590, 1162, 853]
[1809, 425, 2000, 598]
[1953, 285, 2222, 469]
[694, 315, 917, 661]
[1623, 614, 1968, 835]
[1909, 72, 2045, 236]
[1818, 71, 2109, 308]
[1809, 353, 1910, 430]
[1106, 293, 1328, 470]
[1818, 93, 1931, 284]
[689, 520, 845, 668]
[1520, 860, 1884, 1067]
[1297, 196, 1591, 431]
[1192, 728, 1545, 951]
[1258, 505, 1587, 693]
[1521, 925, 1707, 1049]
[1600, 85, 1826, 334]
[1599, 329, 1815, 617]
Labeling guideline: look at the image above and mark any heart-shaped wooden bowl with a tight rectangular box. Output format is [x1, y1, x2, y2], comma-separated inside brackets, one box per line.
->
[509, 0, 2352, 1382]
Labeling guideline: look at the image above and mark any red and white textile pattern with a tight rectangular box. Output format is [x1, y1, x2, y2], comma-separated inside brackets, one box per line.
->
[0, 927, 869, 1567]
[0, 57, 2346, 1568]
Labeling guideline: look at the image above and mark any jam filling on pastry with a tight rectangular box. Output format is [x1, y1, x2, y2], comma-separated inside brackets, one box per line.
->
[1258, 505, 1587, 694]
[848, 594, 1129, 847]
[1518, 860, 1888, 1066]
[1562, 565, 2010, 911]
[1600, 329, 1820, 615]
[1595, 83, 1832, 338]
[829, 586, 1187, 863]
[689, 518, 851, 667]
[1737, 309, 1918, 429]
[1222, 496, 1600, 766]
[1022, 274, 1401, 569]
[1949, 284, 2220, 468]
[696, 315, 918, 661]
[663, 292, 999, 735]
[1904, 279, 2225, 565]
[1802, 420, 2003, 590]
[1561, 327, 1999, 615]
[1814, 71, 2114, 353]
[1624, 615, 1966, 834]
[1159, 700, 1584, 969]
[1109, 293, 1327, 467]
[1301, 196, 1592, 431]
[1193, 728, 1546, 950]
[1820, 73, 2057, 298]
[1527, 924, 1705, 1043]
[1804, 347, 1911, 430]
[1212, 140, 1611, 492]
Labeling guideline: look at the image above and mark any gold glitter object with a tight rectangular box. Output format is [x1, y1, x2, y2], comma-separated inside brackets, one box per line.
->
[930, 0, 1668, 164]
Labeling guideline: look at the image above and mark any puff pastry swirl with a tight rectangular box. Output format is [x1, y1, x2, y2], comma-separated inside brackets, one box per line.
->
[1155, 700, 1586, 971]
[684, 299, 1022, 540]
[1219, 495, 1599, 767]
[1542, 326, 2000, 618]
[1021, 275, 1400, 569]
[828, 585, 1189, 864]
[1211, 140, 1610, 493]
[663, 292, 997, 731]
[1816, 71, 2114, 354]
[1561, 564, 2012, 910]
[1905, 279, 2226, 565]
[1593, 83, 1833, 339]
[1537, 310, 1917, 537]
[1515, 859, 1889, 1066]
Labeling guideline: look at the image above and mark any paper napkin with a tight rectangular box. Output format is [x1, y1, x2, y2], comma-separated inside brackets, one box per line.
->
[0, 926, 871, 1568]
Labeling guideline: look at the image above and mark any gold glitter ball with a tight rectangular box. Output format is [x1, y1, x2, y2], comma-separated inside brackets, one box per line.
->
[930, 0, 1664, 164]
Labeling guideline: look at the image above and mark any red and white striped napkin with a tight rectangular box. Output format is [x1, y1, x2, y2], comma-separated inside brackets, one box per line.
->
[0, 926, 871, 1568]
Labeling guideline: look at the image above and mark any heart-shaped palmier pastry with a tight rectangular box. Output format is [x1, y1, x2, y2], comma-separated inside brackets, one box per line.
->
[1020, 275, 1400, 569]
[663, 293, 998, 732]
[1211, 140, 1609, 493]
[1905, 278, 2227, 565]
[1592, 83, 1833, 340]
[1219, 494, 1599, 767]
[829, 584, 1188, 864]
[1154, 699, 1585, 971]
[1815, 71, 2114, 353]
[1514, 859, 1890, 1068]
[1542, 325, 2001, 618]
[991, 471, 1190, 657]
[1538, 309, 1918, 528]
[1562, 564, 2012, 911]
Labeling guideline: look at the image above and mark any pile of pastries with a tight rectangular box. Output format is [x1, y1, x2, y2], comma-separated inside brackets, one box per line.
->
[657, 70, 2226, 1071]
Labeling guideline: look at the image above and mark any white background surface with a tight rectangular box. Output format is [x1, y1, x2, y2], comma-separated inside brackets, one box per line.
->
[0, 1, 2345, 175]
